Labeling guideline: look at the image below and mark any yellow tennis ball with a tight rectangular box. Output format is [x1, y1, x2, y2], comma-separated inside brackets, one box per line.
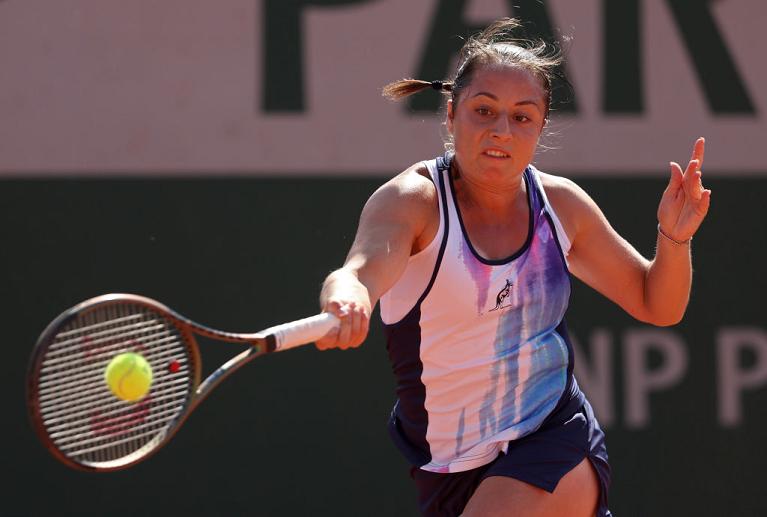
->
[104, 352, 153, 402]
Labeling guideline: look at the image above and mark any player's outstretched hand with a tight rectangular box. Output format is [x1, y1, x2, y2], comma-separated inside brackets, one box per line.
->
[657, 137, 712, 243]
[316, 299, 370, 350]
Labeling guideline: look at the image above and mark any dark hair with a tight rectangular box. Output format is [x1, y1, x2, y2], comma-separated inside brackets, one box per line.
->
[382, 18, 563, 121]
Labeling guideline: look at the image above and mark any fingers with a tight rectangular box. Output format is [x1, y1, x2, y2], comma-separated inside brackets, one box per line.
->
[314, 300, 370, 351]
[682, 159, 700, 201]
[658, 139, 711, 240]
[697, 188, 712, 217]
[690, 137, 705, 168]
[682, 158, 706, 201]
[674, 137, 706, 202]
[666, 161, 684, 195]
[657, 162, 683, 229]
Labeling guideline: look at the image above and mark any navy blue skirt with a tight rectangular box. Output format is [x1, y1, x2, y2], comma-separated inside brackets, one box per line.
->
[410, 398, 611, 516]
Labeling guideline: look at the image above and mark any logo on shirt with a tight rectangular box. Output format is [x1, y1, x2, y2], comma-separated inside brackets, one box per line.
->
[489, 279, 513, 312]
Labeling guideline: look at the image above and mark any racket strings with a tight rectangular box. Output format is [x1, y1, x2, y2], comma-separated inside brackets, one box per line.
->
[38, 336, 186, 400]
[35, 303, 196, 468]
[40, 356, 188, 414]
[63, 426, 176, 459]
[55, 404, 185, 451]
[45, 314, 150, 352]
[41, 377, 191, 426]
[40, 320, 170, 368]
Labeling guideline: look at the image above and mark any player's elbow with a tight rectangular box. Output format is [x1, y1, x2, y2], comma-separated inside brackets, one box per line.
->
[649, 315, 684, 327]
[636, 307, 686, 327]
[636, 283, 689, 327]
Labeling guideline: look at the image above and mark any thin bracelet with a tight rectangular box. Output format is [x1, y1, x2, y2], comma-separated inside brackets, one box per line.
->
[657, 224, 691, 245]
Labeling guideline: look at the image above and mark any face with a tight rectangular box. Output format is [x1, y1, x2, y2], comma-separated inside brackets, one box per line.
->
[447, 65, 546, 186]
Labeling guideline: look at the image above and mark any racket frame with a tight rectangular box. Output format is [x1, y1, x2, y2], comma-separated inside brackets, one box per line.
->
[27, 293, 323, 472]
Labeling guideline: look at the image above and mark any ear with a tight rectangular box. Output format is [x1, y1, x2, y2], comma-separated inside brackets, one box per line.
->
[446, 99, 454, 135]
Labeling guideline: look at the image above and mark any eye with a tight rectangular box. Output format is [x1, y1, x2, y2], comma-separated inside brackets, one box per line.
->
[476, 107, 493, 116]
[515, 114, 531, 122]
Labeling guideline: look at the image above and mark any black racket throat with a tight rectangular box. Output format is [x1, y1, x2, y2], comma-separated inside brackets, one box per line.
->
[265, 334, 277, 353]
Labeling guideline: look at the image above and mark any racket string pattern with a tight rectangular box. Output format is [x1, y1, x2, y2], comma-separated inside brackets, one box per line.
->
[28, 293, 338, 471]
[33, 302, 196, 469]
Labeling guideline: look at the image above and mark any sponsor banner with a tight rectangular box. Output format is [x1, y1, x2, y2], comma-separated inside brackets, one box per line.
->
[0, 0, 764, 176]
[573, 326, 767, 430]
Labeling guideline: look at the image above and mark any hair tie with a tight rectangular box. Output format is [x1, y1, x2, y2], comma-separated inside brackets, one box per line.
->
[431, 80, 444, 91]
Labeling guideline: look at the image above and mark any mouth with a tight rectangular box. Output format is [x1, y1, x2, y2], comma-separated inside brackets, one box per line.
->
[482, 149, 511, 159]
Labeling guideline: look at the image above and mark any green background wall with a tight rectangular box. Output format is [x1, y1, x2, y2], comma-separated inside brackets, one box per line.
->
[3, 175, 765, 515]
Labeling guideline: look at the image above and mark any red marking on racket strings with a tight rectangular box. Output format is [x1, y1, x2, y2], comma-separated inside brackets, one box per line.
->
[89, 395, 153, 438]
[78, 335, 102, 360]
[131, 342, 148, 355]
[79, 334, 129, 362]
[168, 360, 180, 373]
[79, 335, 146, 364]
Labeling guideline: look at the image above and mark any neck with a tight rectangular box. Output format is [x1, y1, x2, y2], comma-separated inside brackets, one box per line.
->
[451, 161, 527, 216]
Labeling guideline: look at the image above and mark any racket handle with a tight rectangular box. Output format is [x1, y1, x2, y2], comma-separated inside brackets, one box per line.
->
[264, 312, 339, 351]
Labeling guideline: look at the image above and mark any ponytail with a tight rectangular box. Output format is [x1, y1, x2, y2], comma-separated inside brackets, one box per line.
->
[380, 18, 564, 118]
[382, 79, 453, 101]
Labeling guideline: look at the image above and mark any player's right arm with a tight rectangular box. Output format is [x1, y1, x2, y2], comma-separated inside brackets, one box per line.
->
[316, 164, 438, 350]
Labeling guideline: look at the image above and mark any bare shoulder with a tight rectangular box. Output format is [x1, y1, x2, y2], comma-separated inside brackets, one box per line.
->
[538, 171, 589, 203]
[537, 170, 602, 239]
[358, 162, 439, 253]
[382, 162, 436, 200]
[367, 161, 437, 216]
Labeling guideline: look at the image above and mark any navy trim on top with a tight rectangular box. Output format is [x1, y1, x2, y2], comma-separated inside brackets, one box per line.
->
[530, 171, 570, 278]
[532, 174, 582, 426]
[533, 172, 573, 305]
[543, 211, 571, 277]
[382, 153, 454, 467]
[448, 164, 535, 266]
[415, 153, 452, 308]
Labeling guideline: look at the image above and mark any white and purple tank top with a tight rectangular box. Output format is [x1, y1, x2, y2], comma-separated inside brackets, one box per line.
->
[380, 153, 584, 474]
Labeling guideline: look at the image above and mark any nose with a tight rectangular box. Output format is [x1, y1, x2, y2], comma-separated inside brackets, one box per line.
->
[491, 115, 513, 139]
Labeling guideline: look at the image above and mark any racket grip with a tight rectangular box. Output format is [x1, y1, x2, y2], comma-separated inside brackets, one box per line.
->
[265, 312, 339, 351]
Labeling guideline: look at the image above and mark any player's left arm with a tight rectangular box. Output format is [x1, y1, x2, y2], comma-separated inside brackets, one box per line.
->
[549, 138, 711, 326]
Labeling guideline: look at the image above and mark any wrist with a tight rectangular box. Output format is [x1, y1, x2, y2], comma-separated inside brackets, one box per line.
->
[657, 224, 691, 246]
[320, 269, 370, 309]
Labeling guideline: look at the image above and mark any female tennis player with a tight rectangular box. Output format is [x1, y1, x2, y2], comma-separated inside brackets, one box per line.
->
[317, 18, 710, 517]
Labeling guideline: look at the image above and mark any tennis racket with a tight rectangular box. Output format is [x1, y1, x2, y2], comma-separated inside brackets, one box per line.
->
[27, 293, 338, 472]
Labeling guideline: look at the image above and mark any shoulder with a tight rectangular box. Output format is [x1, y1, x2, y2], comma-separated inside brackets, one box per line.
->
[357, 161, 440, 254]
[366, 161, 437, 215]
[535, 169, 603, 240]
